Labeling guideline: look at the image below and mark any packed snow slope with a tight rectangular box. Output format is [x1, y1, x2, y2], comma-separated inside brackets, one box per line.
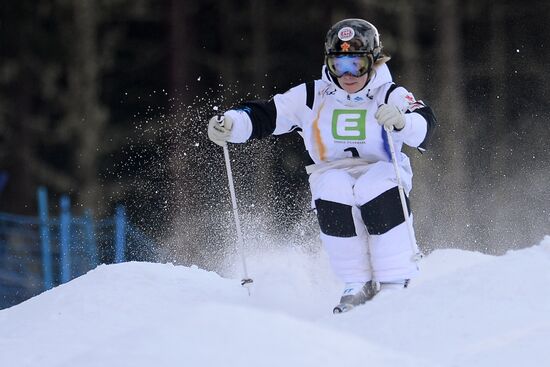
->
[1, 236, 550, 367]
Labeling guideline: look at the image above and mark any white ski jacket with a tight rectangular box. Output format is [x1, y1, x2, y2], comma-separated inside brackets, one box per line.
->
[225, 64, 435, 167]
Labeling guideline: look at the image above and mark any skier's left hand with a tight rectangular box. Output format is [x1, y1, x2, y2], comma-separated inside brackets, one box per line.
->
[375, 104, 405, 131]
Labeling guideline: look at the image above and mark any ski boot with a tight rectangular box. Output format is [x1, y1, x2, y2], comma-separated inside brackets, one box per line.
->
[333, 281, 378, 314]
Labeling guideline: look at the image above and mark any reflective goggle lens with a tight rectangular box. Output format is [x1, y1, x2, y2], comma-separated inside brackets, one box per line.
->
[326, 54, 371, 77]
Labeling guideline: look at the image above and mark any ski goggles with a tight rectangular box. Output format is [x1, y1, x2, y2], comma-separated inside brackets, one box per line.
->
[326, 54, 372, 78]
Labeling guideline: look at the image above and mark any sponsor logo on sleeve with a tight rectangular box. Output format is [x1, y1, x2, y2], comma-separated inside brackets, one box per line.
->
[405, 93, 416, 103]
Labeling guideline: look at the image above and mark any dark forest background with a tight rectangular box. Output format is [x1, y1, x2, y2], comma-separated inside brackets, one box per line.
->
[1, 0, 549, 270]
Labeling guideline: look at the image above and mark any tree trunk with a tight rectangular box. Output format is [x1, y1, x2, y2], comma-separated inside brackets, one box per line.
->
[250, 0, 269, 99]
[166, 0, 205, 264]
[3, 70, 35, 213]
[397, 0, 422, 92]
[434, 0, 472, 247]
[70, 0, 107, 214]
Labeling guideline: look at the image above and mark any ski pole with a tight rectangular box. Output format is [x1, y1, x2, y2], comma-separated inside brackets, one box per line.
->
[384, 126, 422, 263]
[222, 142, 254, 294]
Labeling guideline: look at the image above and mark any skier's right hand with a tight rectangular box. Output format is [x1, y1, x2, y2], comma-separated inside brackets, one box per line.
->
[208, 114, 233, 146]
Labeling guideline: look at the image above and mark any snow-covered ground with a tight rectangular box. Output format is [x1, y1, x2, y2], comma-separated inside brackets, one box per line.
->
[1, 236, 550, 367]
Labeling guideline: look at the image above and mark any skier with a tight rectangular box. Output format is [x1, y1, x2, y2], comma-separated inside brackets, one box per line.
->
[208, 18, 436, 313]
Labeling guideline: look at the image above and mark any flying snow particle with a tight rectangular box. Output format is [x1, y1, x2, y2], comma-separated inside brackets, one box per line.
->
[197, 76, 201, 81]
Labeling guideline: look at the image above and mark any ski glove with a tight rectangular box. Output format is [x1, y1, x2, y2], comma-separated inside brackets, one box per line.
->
[375, 104, 405, 131]
[208, 114, 233, 146]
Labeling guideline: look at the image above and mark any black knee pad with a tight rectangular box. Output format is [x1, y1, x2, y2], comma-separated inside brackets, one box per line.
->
[314, 199, 357, 237]
[360, 186, 411, 235]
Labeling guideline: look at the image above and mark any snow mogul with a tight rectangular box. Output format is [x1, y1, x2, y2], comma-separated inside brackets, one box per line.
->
[208, 19, 436, 313]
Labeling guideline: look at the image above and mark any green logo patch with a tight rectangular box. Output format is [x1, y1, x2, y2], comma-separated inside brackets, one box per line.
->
[332, 109, 366, 140]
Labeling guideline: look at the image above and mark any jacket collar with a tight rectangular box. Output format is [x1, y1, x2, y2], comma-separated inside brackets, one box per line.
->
[321, 64, 393, 107]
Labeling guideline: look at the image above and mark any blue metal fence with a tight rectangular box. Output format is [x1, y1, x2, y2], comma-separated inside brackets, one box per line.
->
[0, 187, 157, 309]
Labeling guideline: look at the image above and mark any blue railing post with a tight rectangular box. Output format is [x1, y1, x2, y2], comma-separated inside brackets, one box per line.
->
[37, 187, 53, 290]
[59, 195, 72, 283]
[83, 209, 99, 268]
[114, 205, 126, 263]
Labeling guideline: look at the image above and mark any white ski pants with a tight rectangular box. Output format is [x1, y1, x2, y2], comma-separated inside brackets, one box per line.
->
[309, 159, 419, 283]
